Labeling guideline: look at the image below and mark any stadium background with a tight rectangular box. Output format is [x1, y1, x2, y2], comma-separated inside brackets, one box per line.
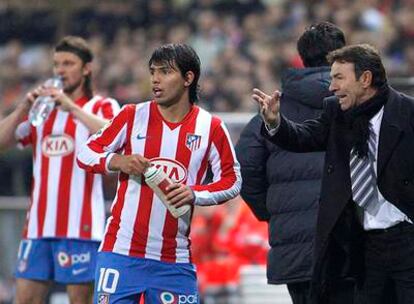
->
[0, 0, 413, 303]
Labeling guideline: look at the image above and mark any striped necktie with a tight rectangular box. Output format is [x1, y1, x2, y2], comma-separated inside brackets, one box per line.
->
[350, 124, 378, 210]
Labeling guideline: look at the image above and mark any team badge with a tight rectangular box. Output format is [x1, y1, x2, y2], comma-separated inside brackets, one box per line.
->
[18, 259, 27, 272]
[185, 133, 202, 151]
[98, 293, 110, 304]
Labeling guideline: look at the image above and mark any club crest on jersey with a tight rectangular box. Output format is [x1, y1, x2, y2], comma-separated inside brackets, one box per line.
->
[151, 158, 187, 183]
[185, 133, 201, 151]
[17, 259, 27, 272]
[95, 119, 113, 137]
[42, 134, 74, 157]
[97, 293, 110, 304]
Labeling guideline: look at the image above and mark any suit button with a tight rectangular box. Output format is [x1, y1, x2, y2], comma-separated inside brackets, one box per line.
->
[327, 165, 333, 174]
[404, 180, 409, 185]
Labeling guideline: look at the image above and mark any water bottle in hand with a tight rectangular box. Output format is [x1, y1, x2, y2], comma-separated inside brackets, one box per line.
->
[144, 166, 191, 218]
[29, 76, 63, 127]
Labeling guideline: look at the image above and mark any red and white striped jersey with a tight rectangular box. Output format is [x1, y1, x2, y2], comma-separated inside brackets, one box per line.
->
[77, 101, 241, 263]
[16, 95, 120, 241]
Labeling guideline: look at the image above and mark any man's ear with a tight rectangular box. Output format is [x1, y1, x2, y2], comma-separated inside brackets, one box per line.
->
[184, 71, 195, 88]
[83, 62, 92, 77]
[359, 70, 373, 89]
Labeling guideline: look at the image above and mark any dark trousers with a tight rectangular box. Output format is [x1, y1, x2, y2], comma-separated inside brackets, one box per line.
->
[287, 281, 311, 304]
[320, 279, 356, 304]
[356, 222, 414, 304]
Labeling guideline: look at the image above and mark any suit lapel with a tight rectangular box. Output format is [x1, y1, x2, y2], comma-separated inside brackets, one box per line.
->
[377, 88, 406, 177]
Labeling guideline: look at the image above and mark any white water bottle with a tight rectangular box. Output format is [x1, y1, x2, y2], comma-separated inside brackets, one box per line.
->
[144, 166, 191, 218]
[29, 76, 63, 127]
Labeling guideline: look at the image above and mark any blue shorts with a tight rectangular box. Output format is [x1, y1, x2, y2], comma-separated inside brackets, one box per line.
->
[15, 238, 100, 284]
[94, 252, 199, 304]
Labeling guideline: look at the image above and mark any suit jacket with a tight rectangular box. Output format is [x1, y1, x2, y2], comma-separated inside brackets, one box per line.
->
[262, 87, 414, 300]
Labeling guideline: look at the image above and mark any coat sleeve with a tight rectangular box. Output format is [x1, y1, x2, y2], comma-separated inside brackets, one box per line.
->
[236, 115, 271, 221]
[261, 99, 335, 153]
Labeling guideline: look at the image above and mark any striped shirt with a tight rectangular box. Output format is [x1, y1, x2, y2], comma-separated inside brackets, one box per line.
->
[16, 95, 120, 241]
[77, 101, 241, 263]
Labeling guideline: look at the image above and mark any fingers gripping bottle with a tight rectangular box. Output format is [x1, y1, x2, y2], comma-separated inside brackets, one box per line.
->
[144, 166, 191, 218]
[29, 76, 63, 127]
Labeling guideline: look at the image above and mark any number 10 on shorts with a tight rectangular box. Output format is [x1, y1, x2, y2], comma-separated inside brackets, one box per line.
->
[97, 268, 120, 293]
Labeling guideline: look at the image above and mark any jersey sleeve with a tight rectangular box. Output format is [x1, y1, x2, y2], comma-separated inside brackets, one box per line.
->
[77, 104, 133, 174]
[191, 119, 242, 206]
[15, 118, 32, 148]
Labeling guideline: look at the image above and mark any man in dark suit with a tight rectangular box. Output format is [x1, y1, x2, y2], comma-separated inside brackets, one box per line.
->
[253, 44, 414, 304]
[236, 22, 345, 304]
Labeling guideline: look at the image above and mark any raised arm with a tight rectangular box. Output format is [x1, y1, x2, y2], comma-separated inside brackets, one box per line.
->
[0, 89, 38, 151]
[48, 88, 119, 134]
[254, 88, 332, 153]
[252, 88, 282, 129]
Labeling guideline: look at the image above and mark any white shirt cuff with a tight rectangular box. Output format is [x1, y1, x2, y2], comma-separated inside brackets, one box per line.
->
[265, 122, 280, 136]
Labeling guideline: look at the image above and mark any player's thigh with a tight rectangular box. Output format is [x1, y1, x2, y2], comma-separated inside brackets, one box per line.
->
[15, 278, 51, 304]
[67, 282, 94, 304]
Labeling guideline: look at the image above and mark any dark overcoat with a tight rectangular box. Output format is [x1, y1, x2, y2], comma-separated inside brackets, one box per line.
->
[262, 87, 414, 301]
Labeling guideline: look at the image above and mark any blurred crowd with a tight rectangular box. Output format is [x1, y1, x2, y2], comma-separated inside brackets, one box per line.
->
[1, 0, 414, 119]
[1, 0, 414, 302]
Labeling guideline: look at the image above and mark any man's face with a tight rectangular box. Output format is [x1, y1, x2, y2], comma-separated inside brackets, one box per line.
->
[150, 61, 189, 107]
[53, 51, 90, 95]
[329, 61, 367, 111]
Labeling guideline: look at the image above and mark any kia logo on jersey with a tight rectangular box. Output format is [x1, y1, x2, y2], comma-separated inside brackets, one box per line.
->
[150, 158, 187, 183]
[42, 134, 75, 157]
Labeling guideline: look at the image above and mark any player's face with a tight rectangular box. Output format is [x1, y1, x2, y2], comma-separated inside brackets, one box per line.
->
[53, 51, 90, 95]
[329, 61, 367, 111]
[150, 61, 190, 107]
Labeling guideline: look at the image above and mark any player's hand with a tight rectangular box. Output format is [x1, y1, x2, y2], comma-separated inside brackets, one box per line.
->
[252, 88, 281, 127]
[109, 154, 150, 175]
[20, 86, 44, 115]
[47, 88, 77, 113]
[25, 86, 44, 107]
[165, 183, 195, 208]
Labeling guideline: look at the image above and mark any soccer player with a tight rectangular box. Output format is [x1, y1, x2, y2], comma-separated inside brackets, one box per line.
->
[9, 36, 120, 304]
[77, 43, 241, 304]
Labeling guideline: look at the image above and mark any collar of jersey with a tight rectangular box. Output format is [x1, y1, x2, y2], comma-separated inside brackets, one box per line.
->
[152, 101, 198, 130]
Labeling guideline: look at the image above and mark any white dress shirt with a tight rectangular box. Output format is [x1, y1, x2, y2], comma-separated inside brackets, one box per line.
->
[363, 108, 411, 230]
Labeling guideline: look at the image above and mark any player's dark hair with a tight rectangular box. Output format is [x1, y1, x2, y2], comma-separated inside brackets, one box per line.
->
[149, 43, 201, 104]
